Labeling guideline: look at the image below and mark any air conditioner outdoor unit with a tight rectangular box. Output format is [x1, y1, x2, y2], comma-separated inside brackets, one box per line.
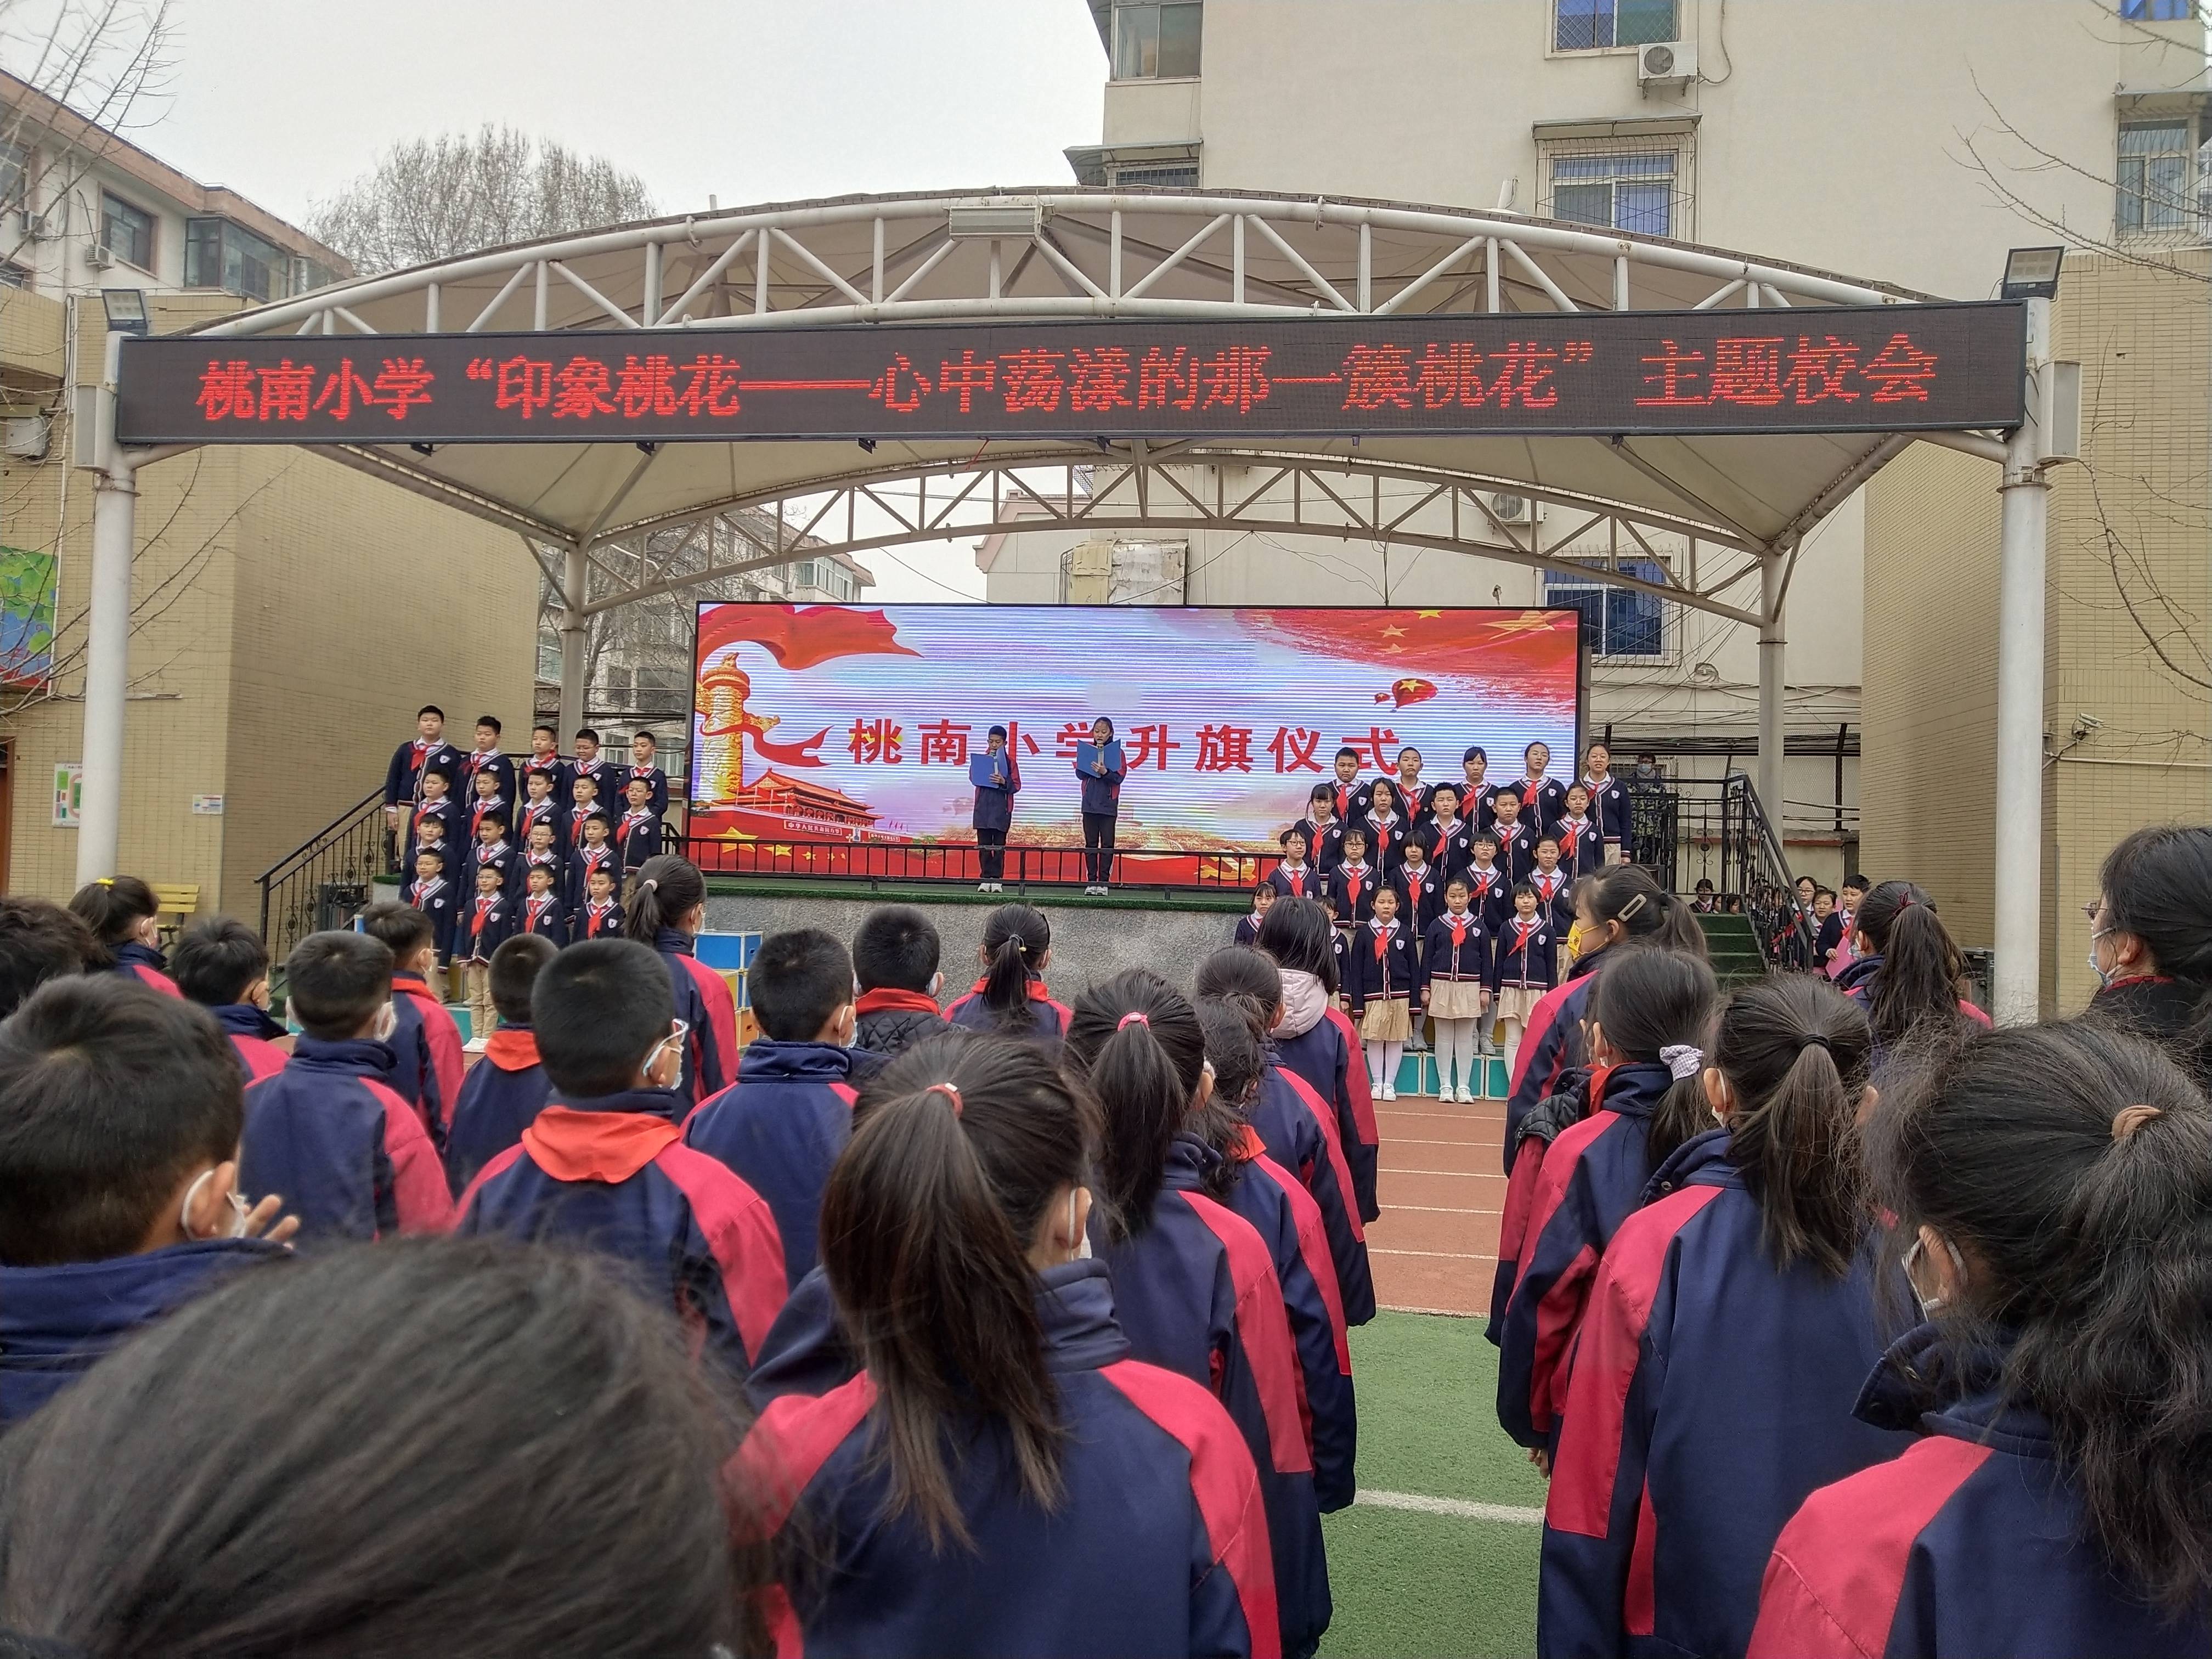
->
[1637, 40, 1696, 85]
[1488, 492, 1543, 526]
[17, 208, 55, 240]
[86, 244, 115, 269]
[5, 415, 50, 461]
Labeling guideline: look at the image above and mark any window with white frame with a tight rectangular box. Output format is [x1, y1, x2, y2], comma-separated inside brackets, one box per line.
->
[1549, 149, 1679, 236]
[1109, 161, 1200, 188]
[1545, 560, 1669, 661]
[1554, 0, 1677, 51]
[99, 192, 153, 269]
[2117, 118, 2208, 236]
[1113, 2, 1203, 78]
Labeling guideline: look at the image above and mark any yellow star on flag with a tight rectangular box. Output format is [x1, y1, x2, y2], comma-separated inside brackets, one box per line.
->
[1417, 609, 1443, 619]
[1381, 624, 1407, 638]
[772, 844, 794, 858]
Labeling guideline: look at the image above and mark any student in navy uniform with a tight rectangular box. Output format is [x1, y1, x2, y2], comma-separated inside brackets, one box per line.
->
[383, 704, 462, 837]
[1489, 788, 1539, 887]
[1529, 837, 1574, 932]
[1347, 885, 1420, 1103]
[971, 723, 1018, 894]
[1490, 883, 1561, 1082]
[1269, 826, 1320, 900]
[1418, 782, 1474, 881]
[617, 777, 663, 878]
[850, 904, 951, 1064]
[461, 811, 520, 903]
[948, 904, 1072, 1042]
[1459, 746, 1500, 835]
[1235, 881, 1275, 947]
[1392, 839, 1446, 939]
[624, 729, 670, 818]
[69, 876, 181, 997]
[1075, 715, 1125, 895]
[1193, 998, 1359, 1514]
[686, 929, 859, 1288]
[1835, 880, 1990, 1058]
[0, 977, 295, 1429]
[565, 771, 608, 852]
[1553, 783, 1605, 881]
[518, 862, 568, 946]
[405, 847, 458, 968]
[1421, 878, 1492, 1104]
[1194, 947, 1375, 1328]
[1063, 972, 1333, 1659]
[1361, 779, 1410, 876]
[464, 766, 512, 849]
[1541, 974, 1907, 1659]
[1463, 832, 1511, 933]
[516, 767, 563, 853]
[1327, 826, 1380, 929]
[362, 901, 464, 1143]
[567, 725, 612, 803]
[574, 864, 625, 943]
[459, 863, 520, 1034]
[1493, 947, 1716, 1453]
[404, 764, 458, 872]
[1751, 1019, 2212, 1659]
[1325, 896, 1352, 988]
[742, 1032, 1280, 1659]
[172, 915, 291, 1086]
[1580, 741, 1631, 865]
[1384, 745, 1432, 820]
[442, 933, 557, 1198]
[457, 714, 515, 805]
[568, 811, 618, 912]
[454, 938, 785, 1380]
[1513, 741, 1568, 836]
[522, 723, 567, 811]
[1257, 897, 1380, 1224]
[1327, 745, 1373, 827]
[1296, 783, 1348, 876]
[239, 931, 453, 1242]
[521, 817, 564, 895]
[0, 895, 94, 1020]
[624, 855, 738, 1110]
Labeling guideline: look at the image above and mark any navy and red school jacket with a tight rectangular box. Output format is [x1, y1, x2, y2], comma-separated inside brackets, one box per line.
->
[1327, 861, 1380, 928]
[519, 845, 564, 896]
[1272, 990, 1381, 1224]
[1463, 864, 1513, 932]
[1345, 919, 1419, 1018]
[1417, 815, 1475, 880]
[1420, 912, 1492, 1006]
[742, 1258, 1282, 1659]
[208, 1002, 288, 1085]
[0, 1237, 287, 1428]
[1295, 815, 1346, 874]
[1539, 1129, 1911, 1659]
[1392, 861, 1446, 936]
[1327, 777, 1374, 827]
[1267, 860, 1319, 901]
[947, 976, 1072, 1043]
[684, 1040, 857, 1289]
[1461, 777, 1501, 833]
[624, 761, 670, 817]
[1491, 915, 1560, 995]
[388, 970, 464, 1140]
[567, 839, 618, 911]
[1492, 817, 1539, 885]
[1552, 817, 1606, 881]
[1360, 812, 1411, 876]
[573, 895, 625, 943]
[519, 889, 568, 945]
[1492, 1058, 1674, 1449]
[405, 873, 458, 963]
[458, 746, 516, 802]
[522, 752, 568, 810]
[1582, 773, 1632, 856]
[457, 890, 518, 964]
[648, 928, 736, 1108]
[568, 754, 613, 805]
[1748, 1325, 2198, 1659]
[109, 939, 181, 997]
[1223, 1126, 1357, 1513]
[744, 1263, 856, 1406]
[465, 792, 514, 847]
[1502, 945, 1609, 1169]
[461, 837, 520, 901]
[456, 1089, 785, 1377]
[1329, 927, 1350, 986]
[617, 808, 663, 871]
[1836, 955, 1994, 1034]
[385, 736, 461, 808]
[239, 1036, 453, 1242]
[1253, 1062, 1374, 1326]
[1103, 1135, 1330, 1658]
[443, 1024, 554, 1198]
[1235, 910, 1267, 947]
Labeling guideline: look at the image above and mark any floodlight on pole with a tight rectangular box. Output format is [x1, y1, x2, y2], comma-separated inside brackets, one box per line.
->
[98, 287, 149, 335]
[1999, 246, 2064, 300]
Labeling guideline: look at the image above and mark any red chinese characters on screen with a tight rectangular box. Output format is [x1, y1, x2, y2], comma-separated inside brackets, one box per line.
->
[1267, 726, 1324, 774]
[1193, 725, 1254, 774]
[1125, 724, 1181, 770]
[1340, 726, 1399, 770]
[916, 720, 972, 766]
[193, 356, 439, 423]
[847, 719, 903, 765]
[1636, 332, 1940, 409]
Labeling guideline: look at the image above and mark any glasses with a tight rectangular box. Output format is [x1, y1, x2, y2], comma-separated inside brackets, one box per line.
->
[2081, 898, 2105, 924]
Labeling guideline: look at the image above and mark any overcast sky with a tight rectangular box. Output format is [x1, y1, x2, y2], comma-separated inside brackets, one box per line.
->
[144, 0, 1111, 598]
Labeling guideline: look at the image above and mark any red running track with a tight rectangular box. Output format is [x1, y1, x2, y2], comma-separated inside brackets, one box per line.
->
[1367, 1093, 1506, 1318]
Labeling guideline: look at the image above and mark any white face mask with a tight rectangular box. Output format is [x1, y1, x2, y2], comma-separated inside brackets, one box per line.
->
[1069, 1187, 1091, 1261]
[179, 1167, 249, 1240]
[2087, 927, 2121, 991]
[372, 1002, 398, 1045]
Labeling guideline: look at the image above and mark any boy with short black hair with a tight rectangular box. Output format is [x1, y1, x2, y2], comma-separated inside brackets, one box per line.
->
[0, 978, 295, 1426]
[575, 864, 624, 942]
[1531, 834, 1573, 930]
[850, 904, 950, 1060]
[1237, 881, 1275, 946]
[684, 928, 857, 1288]
[466, 767, 511, 847]
[443, 932, 557, 1197]
[1328, 746, 1371, 825]
[456, 938, 786, 1378]
[459, 715, 515, 802]
[405, 764, 455, 873]
[568, 810, 617, 913]
[1490, 787, 1536, 884]
[0, 895, 94, 1019]
[1269, 828, 1317, 900]
[524, 723, 567, 810]
[461, 811, 519, 900]
[459, 864, 518, 1034]
[1465, 831, 1510, 933]
[361, 900, 465, 1141]
[239, 932, 451, 1242]
[618, 777, 662, 876]
[625, 730, 670, 817]
[405, 845, 458, 968]
[569, 726, 608, 802]
[171, 916, 290, 1084]
[520, 862, 568, 945]
[517, 767, 563, 852]
[385, 704, 460, 835]
[522, 817, 564, 896]
[566, 771, 604, 851]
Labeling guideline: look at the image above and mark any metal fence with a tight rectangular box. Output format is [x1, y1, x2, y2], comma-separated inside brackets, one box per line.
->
[256, 789, 388, 963]
[685, 836, 1268, 894]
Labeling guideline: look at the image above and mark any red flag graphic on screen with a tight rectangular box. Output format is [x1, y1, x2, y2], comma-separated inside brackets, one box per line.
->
[696, 603, 919, 670]
[1377, 678, 1438, 709]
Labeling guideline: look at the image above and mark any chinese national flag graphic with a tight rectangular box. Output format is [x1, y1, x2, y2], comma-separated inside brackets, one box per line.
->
[696, 603, 919, 670]
[1377, 677, 1438, 709]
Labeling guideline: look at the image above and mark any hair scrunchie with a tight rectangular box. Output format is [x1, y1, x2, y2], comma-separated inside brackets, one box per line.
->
[1661, 1043, 1705, 1081]
[1118, 1011, 1150, 1030]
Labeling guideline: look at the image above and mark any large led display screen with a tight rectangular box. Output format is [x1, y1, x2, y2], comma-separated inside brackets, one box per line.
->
[687, 603, 1581, 876]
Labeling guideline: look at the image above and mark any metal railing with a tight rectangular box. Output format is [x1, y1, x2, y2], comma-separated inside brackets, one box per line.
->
[1647, 771, 1815, 968]
[256, 789, 387, 962]
[687, 836, 1268, 895]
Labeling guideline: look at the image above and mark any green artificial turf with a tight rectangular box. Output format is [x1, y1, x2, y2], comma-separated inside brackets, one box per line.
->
[1316, 1312, 1547, 1659]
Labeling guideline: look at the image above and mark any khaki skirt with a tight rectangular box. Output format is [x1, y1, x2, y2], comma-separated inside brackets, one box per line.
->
[1359, 996, 1412, 1042]
[1493, 985, 1545, 1028]
[1427, 979, 1486, 1021]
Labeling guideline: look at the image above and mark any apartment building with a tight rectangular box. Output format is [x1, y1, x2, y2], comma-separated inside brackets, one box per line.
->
[986, 0, 2207, 889]
[0, 73, 537, 911]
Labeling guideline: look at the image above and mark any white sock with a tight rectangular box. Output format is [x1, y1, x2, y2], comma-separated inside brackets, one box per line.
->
[1364, 1039, 1388, 1091]
[1500, 1017, 1525, 1082]
[1383, 1040, 1403, 1087]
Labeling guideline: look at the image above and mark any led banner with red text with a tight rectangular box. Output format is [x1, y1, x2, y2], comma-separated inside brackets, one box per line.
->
[116, 303, 2025, 444]
[686, 603, 1581, 873]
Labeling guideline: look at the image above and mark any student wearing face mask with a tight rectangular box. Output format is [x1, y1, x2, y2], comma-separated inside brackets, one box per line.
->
[2083, 825, 2212, 1087]
[67, 873, 182, 996]
[455, 939, 787, 1379]
[239, 932, 452, 1242]
[0, 977, 299, 1427]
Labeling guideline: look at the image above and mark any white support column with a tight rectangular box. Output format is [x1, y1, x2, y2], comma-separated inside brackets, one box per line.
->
[75, 331, 136, 887]
[1757, 549, 1786, 820]
[1993, 295, 2052, 1025]
[556, 542, 589, 749]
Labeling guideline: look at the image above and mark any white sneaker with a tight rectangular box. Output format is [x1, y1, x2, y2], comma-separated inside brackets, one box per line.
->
[1457, 1087, 1476, 1104]
[1381, 1083, 1398, 1101]
[978, 882, 992, 893]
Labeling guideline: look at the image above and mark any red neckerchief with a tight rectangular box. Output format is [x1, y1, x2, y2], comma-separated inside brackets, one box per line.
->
[569, 803, 597, 830]
[1517, 778, 1545, 805]
[585, 900, 616, 935]
[465, 748, 497, 777]
[472, 896, 498, 935]
[1511, 916, 1540, 953]
[1335, 783, 1355, 820]
[1447, 911, 1470, 949]
[1342, 864, 1368, 908]
[410, 877, 442, 906]
[1370, 919, 1394, 961]
[1370, 815, 1396, 859]
[527, 894, 555, 926]
[476, 839, 508, 862]
[523, 800, 551, 829]
[471, 799, 505, 837]
[622, 809, 652, 831]
[1470, 866, 1497, 897]
[1536, 870, 1560, 901]
[1280, 861, 1307, 895]
[414, 800, 443, 833]
[579, 843, 608, 870]
[630, 764, 657, 785]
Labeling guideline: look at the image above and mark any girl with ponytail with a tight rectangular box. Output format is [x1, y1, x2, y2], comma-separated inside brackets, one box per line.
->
[1493, 946, 1715, 1452]
[1833, 879, 1988, 1056]
[1752, 1020, 2212, 1656]
[2086, 824, 2212, 1085]
[1194, 997, 1359, 1515]
[1255, 895, 1380, 1223]
[1064, 970, 1332, 1659]
[67, 875, 180, 996]
[1194, 946, 1374, 1327]
[743, 1034, 1282, 1659]
[622, 854, 735, 1106]
[1541, 976, 1909, 1659]
[946, 904, 1070, 1043]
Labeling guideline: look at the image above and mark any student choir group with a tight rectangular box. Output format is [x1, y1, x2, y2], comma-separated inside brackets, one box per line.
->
[4, 757, 2212, 1657]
